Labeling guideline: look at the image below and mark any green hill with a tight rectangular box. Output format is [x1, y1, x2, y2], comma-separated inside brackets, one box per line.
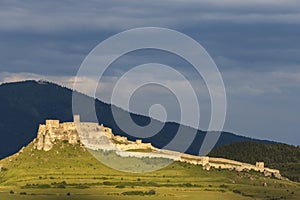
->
[209, 141, 300, 182]
[1, 141, 300, 200]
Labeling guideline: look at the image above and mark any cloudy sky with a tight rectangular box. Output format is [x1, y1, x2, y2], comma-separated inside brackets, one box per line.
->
[0, 0, 300, 145]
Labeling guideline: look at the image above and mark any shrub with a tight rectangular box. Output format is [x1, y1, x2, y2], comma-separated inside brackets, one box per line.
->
[183, 183, 193, 187]
[76, 184, 90, 189]
[122, 190, 156, 196]
[20, 192, 27, 195]
[56, 183, 66, 188]
[103, 181, 114, 186]
[116, 184, 125, 188]
[122, 191, 145, 196]
[1, 167, 8, 171]
[9, 190, 14, 194]
[220, 184, 229, 188]
[147, 189, 156, 195]
[37, 184, 51, 189]
[233, 189, 241, 194]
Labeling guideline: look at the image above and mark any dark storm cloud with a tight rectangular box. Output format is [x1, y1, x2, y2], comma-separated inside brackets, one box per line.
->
[0, 0, 300, 145]
[1, 0, 300, 74]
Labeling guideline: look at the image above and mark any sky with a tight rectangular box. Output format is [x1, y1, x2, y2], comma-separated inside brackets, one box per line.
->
[0, 0, 300, 145]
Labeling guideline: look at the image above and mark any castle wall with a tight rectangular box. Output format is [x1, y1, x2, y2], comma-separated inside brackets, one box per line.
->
[117, 143, 154, 151]
[209, 157, 246, 166]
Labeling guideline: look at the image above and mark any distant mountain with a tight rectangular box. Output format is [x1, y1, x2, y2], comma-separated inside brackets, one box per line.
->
[0, 80, 276, 159]
[209, 141, 300, 182]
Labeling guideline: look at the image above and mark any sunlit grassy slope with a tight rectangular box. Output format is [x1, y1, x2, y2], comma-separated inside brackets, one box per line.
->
[1, 141, 300, 200]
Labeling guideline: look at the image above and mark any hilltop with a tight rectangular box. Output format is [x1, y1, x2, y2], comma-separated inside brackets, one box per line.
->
[0, 119, 300, 200]
[0, 80, 277, 159]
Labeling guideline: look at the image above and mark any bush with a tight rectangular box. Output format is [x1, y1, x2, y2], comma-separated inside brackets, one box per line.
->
[116, 184, 125, 188]
[122, 191, 145, 196]
[233, 189, 241, 194]
[122, 190, 156, 196]
[1, 167, 8, 171]
[9, 190, 14, 194]
[76, 184, 90, 189]
[57, 184, 66, 188]
[220, 184, 229, 188]
[183, 183, 193, 187]
[103, 181, 114, 186]
[53, 181, 67, 188]
[20, 192, 27, 195]
[146, 189, 156, 195]
[37, 184, 51, 189]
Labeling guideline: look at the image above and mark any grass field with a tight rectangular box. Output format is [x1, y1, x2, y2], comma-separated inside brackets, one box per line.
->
[1, 141, 300, 199]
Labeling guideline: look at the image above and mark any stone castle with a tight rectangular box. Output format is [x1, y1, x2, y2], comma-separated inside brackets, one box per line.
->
[34, 115, 155, 152]
[33, 115, 282, 179]
[35, 119, 80, 151]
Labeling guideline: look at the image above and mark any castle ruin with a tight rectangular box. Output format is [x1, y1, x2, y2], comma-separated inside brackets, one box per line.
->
[34, 115, 155, 152]
[33, 115, 282, 179]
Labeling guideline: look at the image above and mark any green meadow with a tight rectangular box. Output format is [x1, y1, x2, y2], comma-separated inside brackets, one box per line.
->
[1, 141, 300, 200]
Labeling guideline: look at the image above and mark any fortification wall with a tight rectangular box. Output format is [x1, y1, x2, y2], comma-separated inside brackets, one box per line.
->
[117, 143, 154, 151]
[209, 157, 246, 166]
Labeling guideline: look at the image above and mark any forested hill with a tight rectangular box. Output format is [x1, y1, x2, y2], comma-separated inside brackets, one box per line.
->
[209, 141, 300, 182]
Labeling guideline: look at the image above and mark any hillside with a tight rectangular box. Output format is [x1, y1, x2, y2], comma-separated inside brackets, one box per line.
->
[1, 138, 300, 199]
[0, 80, 276, 159]
[209, 141, 300, 182]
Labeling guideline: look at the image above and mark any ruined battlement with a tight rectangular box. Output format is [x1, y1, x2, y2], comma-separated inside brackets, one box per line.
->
[45, 120, 60, 128]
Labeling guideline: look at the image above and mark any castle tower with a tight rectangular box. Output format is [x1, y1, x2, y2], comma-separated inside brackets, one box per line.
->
[74, 115, 80, 124]
[256, 162, 264, 171]
[136, 139, 142, 144]
[201, 156, 209, 166]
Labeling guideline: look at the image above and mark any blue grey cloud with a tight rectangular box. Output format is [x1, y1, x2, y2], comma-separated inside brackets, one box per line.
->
[0, 0, 300, 145]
